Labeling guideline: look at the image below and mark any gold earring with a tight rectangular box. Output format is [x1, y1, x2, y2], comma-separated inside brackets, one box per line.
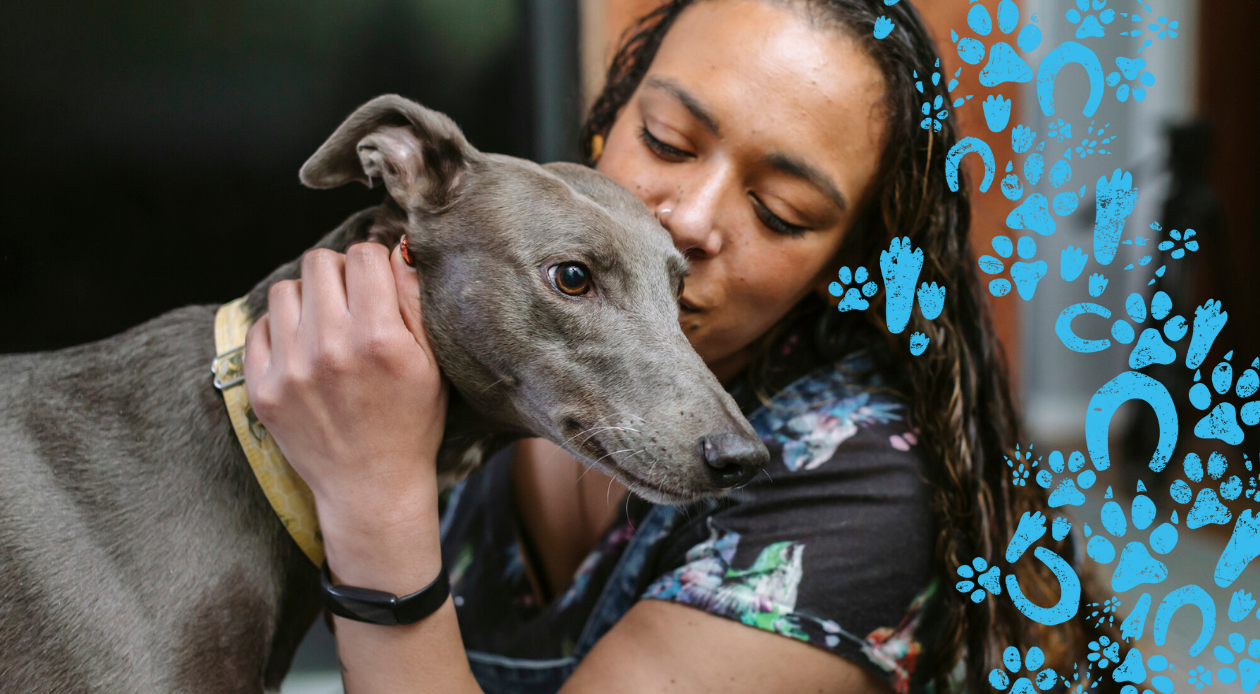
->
[590, 134, 605, 163]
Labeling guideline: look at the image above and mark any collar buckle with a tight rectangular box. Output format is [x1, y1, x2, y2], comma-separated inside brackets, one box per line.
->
[211, 345, 245, 390]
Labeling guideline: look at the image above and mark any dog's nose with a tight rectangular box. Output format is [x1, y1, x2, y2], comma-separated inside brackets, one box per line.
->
[697, 433, 766, 488]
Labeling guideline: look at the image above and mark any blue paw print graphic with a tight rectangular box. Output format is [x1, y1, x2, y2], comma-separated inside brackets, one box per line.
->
[1006, 444, 1039, 487]
[1116, 290, 1186, 368]
[1228, 589, 1256, 621]
[1187, 665, 1212, 689]
[1039, 450, 1096, 508]
[1108, 56, 1156, 103]
[955, 556, 1001, 604]
[988, 646, 1057, 692]
[1087, 635, 1120, 670]
[1119, 6, 1180, 53]
[1188, 352, 1259, 446]
[1068, 121, 1115, 160]
[1213, 632, 1260, 692]
[1085, 595, 1121, 628]
[828, 266, 878, 312]
[916, 60, 969, 132]
[950, 0, 1041, 88]
[1084, 490, 1178, 593]
[1152, 228, 1197, 281]
[978, 235, 1047, 300]
[1066, 0, 1115, 39]
[1048, 118, 1073, 143]
[1168, 451, 1234, 530]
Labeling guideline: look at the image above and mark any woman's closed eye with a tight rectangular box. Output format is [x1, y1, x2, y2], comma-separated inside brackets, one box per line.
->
[750, 193, 807, 238]
[638, 124, 694, 161]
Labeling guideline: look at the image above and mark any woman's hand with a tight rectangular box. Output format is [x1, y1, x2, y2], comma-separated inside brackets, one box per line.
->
[243, 241, 448, 592]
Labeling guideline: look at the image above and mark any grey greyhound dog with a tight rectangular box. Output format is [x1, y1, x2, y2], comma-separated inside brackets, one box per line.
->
[0, 95, 767, 693]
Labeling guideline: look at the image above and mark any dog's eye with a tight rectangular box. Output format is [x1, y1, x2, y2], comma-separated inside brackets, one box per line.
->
[549, 262, 592, 296]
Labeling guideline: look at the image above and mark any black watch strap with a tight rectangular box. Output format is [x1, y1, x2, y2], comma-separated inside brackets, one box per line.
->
[320, 560, 450, 626]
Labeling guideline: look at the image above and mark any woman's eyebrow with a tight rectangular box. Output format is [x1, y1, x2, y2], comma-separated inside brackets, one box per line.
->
[763, 152, 848, 212]
[643, 76, 720, 135]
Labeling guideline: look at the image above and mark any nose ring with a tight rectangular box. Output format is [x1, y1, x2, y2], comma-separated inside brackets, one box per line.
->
[655, 208, 672, 223]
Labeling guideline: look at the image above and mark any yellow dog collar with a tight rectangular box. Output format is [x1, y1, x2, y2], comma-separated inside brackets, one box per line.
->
[212, 298, 324, 565]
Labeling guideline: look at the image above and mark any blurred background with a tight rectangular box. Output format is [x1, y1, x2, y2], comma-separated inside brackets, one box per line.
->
[0, 0, 1255, 691]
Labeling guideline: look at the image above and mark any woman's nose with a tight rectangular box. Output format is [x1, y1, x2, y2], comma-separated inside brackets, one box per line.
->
[655, 178, 724, 258]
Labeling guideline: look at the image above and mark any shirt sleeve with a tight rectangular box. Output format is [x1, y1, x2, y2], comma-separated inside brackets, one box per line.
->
[639, 384, 939, 694]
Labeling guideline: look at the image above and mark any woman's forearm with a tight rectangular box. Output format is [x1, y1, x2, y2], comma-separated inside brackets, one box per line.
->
[318, 473, 483, 694]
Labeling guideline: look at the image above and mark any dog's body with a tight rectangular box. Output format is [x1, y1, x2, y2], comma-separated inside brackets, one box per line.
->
[0, 96, 767, 692]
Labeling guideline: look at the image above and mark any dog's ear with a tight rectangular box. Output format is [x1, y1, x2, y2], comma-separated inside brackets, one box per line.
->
[299, 94, 473, 212]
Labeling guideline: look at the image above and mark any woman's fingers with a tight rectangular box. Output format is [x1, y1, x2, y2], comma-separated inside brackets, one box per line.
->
[345, 242, 397, 325]
[267, 278, 302, 362]
[300, 249, 348, 331]
[243, 314, 271, 376]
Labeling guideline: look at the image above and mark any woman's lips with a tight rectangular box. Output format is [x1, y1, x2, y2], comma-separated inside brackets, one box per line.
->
[679, 296, 702, 315]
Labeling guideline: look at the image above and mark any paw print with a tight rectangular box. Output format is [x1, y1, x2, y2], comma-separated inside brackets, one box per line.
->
[982, 94, 1012, 133]
[1169, 451, 1234, 530]
[988, 646, 1057, 691]
[1093, 168, 1140, 266]
[950, 0, 1040, 88]
[1088, 635, 1120, 669]
[1153, 228, 1198, 279]
[1228, 589, 1256, 621]
[1108, 56, 1156, 103]
[920, 94, 948, 133]
[1212, 632, 1260, 692]
[1188, 352, 1259, 446]
[1121, 8, 1182, 53]
[1085, 595, 1122, 628]
[1039, 450, 1096, 508]
[1116, 290, 1188, 368]
[909, 331, 930, 356]
[1067, 0, 1115, 39]
[978, 235, 1048, 301]
[916, 59, 973, 127]
[1048, 118, 1073, 143]
[873, 15, 895, 39]
[1060, 245, 1088, 281]
[828, 266, 878, 312]
[1067, 121, 1115, 160]
[955, 556, 1001, 603]
[1089, 272, 1108, 296]
[1084, 489, 1178, 593]
[1006, 444, 1040, 487]
[1150, 15, 1179, 39]
[1187, 665, 1212, 689]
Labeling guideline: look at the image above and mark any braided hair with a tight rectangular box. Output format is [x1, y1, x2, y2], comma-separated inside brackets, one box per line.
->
[579, 1, 1088, 691]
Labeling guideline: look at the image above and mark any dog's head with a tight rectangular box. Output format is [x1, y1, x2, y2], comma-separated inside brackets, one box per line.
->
[299, 95, 768, 504]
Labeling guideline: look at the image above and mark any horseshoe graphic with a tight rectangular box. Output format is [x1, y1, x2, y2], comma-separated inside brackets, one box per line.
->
[945, 137, 996, 193]
[1037, 41, 1105, 118]
[1086, 371, 1178, 473]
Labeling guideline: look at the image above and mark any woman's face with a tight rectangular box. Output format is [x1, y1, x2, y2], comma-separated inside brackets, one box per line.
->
[596, 0, 887, 381]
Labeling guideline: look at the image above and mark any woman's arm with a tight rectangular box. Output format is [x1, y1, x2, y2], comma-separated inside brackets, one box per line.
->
[243, 243, 887, 694]
[244, 243, 477, 692]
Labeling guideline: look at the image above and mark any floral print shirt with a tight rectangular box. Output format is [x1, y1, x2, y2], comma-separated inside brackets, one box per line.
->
[439, 316, 939, 693]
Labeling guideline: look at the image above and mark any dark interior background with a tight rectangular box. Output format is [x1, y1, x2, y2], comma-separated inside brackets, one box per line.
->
[0, 0, 580, 354]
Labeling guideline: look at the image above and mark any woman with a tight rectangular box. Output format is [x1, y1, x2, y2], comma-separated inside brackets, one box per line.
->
[244, 0, 1083, 691]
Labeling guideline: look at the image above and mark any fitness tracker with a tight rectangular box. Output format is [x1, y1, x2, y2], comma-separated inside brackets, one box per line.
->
[320, 561, 450, 626]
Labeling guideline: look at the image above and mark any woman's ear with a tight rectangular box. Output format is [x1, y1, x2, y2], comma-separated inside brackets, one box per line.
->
[299, 94, 476, 213]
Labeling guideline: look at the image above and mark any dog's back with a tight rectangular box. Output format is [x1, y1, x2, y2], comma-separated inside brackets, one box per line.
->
[0, 306, 319, 693]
